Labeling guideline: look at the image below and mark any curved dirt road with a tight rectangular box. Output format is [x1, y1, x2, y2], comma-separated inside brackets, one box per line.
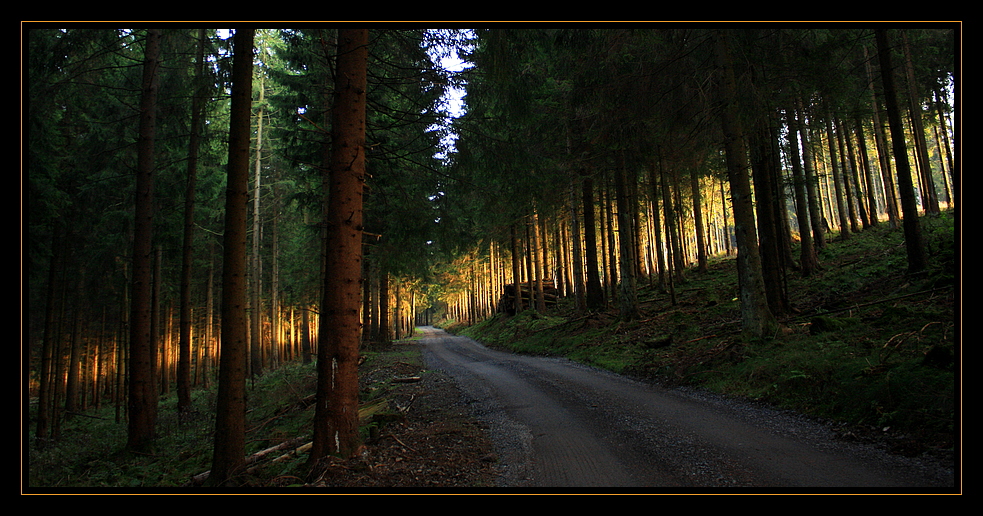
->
[416, 326, 954, 491]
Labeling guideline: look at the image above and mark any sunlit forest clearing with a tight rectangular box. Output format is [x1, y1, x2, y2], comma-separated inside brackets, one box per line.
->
[25, 25, 958, 490]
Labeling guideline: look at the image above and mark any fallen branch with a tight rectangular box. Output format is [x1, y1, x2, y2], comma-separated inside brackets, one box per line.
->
[785, 286, 953, 323]
[188, 438, 309, 485]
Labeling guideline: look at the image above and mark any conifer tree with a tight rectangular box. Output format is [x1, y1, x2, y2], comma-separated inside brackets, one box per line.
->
[875, 29, 928, 274]
[208, 28, 254, 485]
[309, 28, 370, 466]
[127, 28, 161, 453]
[713, 29, 777, 338]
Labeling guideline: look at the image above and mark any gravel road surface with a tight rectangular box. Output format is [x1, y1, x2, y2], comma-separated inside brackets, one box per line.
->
[416, 326, 956, 492]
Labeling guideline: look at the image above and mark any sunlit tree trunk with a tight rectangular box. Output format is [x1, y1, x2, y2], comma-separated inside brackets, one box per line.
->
[865, 44, 900, 228]
[854, 116, 880, 227]
[532, 209, 547, 312]
[788, 107, 818, 276]
[796, 98, 827, 251]
[379, 271, 391, 343]
[690, 167, 708, 273]
[510, 224, 524, 312]
[824, 116, 850, 239]
[614, 156, 639, 321]
[660, 162, 682, 291]
[875, 29, 928, 274]
[310, 28, 369, 465]
[901, 31, 940, 215]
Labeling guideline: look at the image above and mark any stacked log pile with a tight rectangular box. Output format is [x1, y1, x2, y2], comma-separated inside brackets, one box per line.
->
[498, 281, 559, 315]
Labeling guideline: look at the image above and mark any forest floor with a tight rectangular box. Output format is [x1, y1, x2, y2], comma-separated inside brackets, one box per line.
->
[25, 211, 957, 491]
[299, 344, 501, 489]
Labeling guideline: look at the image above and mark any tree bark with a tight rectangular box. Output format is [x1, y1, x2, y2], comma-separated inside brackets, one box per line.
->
[713, 30, 777, 338]
[648, 160, 668, 291]
[531, 209, 547, 312]
[614, 157, 639, 321]
[379, 271, 391, 343]
[690, 166, 708, 273]
[310, 28, 369, 465]
[875, 29, 928, 274]
[127, 28, 161, 454]
[581, 175, 605, 311]
[251, 77, 265, 378]
[36, 223, 64, 443]
[854, 116, 880, 227]
[208, 28, 254, 485]
[178, 28, 206, 414]
[865, 44, 901, 228]
[796, 99, 827, 251]
[824, 116, 850, 239]
[569, 179, 586, 312]
[788, 108, 818, 276]
[901, 31, 940, 214]
[510, 224, 524, 312]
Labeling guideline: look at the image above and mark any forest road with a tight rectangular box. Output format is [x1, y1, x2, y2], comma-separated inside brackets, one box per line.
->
[415, 326, 955, 491]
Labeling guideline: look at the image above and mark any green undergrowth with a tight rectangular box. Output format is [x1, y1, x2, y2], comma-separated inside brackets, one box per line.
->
[26, 344, 418, 490]
[454, 212, 958, 451]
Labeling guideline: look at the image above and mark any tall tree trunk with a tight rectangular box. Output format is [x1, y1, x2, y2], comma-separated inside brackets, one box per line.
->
[835, 119, 860, 233]
[842, 119, 869, 229]
[603, 179, 618, 302]
[865, 44, 901, 228]
[933, 86, 955, 209]
[379, 271, 391, 343]
[788, 108, 818, 276]
[661, 162, 678, 306]
[614, 157, 639, 321]
[713, 29, 777, 338]
[127, 28, 161, 454]
[689, 167, 708, 273]
[532, 209, 547, 312]
[208, 28, 254, 485]
[310, 28, 369, 465]
[581, 175, 605, 311]
[901, 31, 940, 214]
[64, 269, 84, 419]
[178, 28, 206, 414]
[661, 163, 684, 285]
[875, 29, 928, 274]
[648, 160, 667, 291]
[569, 179, 586, 312]
[36, 223, 64, 443]
[301, 307, 312, 364]
[251, 77, 265, 378]
[204, 255, 215, 385]
[750, 118, 789, 315]
[824, 117, 850, 239]
[270, 211, 280, 368]
[719, 178, 732, 256]
[510, 224, 524, 312]
[854, 116, 880, 227]
[796, 100, 827, 251]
